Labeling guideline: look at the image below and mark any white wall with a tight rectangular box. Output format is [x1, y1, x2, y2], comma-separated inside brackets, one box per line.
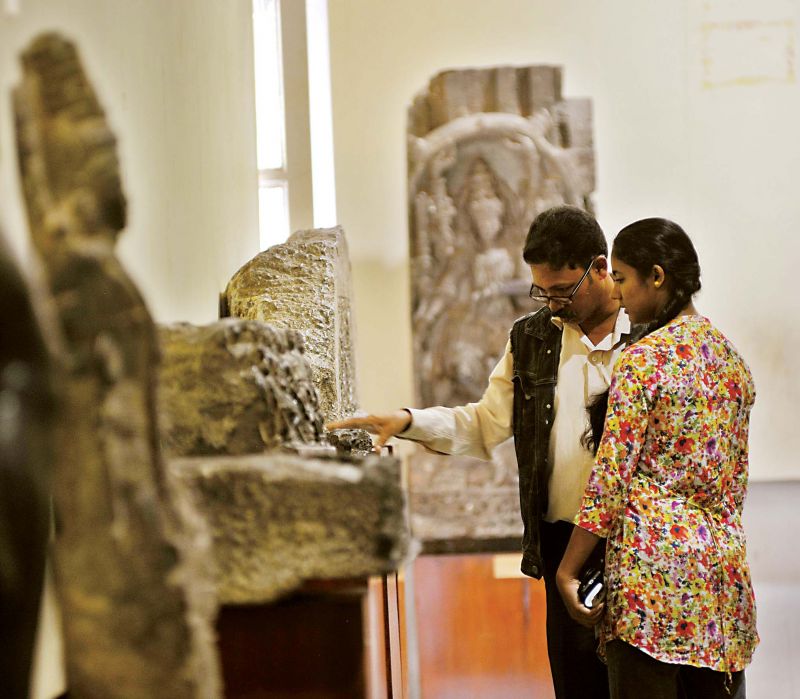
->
[328, 0, 800, 481]
[0, 0, 260, 325]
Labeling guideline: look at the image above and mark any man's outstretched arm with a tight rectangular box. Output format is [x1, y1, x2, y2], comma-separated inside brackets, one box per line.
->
[326, 341, 514, 458]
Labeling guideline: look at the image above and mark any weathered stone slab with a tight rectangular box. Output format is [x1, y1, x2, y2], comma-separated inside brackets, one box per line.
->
[14, 33, 220, 698]
[407, 65, 596, 549]
[158, 319, 325, 457]
[225, 226, 358, 423]
[0, 231, 55, 699]
[170, 452, 409, 604]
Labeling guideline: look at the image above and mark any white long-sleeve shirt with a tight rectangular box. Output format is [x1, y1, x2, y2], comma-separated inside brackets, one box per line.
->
[401, 311, 632, 523]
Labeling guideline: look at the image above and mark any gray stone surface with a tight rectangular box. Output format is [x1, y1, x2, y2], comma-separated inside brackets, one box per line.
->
[407, 65, 596, 548]
[170, 452, 409, 604]
[158, 319, 325, 457]
[14, 33, 221, 699]
[224, 226, 359, 423]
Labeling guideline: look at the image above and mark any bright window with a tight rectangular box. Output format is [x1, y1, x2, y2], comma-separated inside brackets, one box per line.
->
[252, 0, 289, 248]
[252, 0, 337, 249]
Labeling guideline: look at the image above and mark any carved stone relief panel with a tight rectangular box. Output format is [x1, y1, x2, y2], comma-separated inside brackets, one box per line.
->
[14, 33, 221, 698]
[225, 226, 359, 423]
[407, 66, 596, 548]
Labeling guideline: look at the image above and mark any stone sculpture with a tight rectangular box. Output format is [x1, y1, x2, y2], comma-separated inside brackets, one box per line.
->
[407, 66, 596, 546]
[0, 232, 55, 699]
[161, 241, 406, 605]
[158, 320, 325, 457]
[13, 33, 221, 698]
[156, 319, 408, 607]
[224, 226, 359, 423]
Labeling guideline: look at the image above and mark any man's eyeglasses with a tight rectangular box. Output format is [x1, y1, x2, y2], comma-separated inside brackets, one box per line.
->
[529, 256, 597, 305]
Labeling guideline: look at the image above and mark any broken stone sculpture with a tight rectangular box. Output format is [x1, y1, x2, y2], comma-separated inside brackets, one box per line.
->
[158, 320, 325, 457]
[158, 320, 409, 603]
[158, 299, 408, 602]
[14, 33, 221, 698]
[407, 66, 596, 547]
[224, 226, 359, 424]
[0, 232, 55, 699]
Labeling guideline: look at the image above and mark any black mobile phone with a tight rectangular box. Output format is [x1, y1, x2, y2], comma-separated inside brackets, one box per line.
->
[578, 566, 605, 609]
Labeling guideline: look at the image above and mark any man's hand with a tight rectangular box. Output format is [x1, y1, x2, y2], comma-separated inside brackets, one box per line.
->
[325, 410, 412, 452]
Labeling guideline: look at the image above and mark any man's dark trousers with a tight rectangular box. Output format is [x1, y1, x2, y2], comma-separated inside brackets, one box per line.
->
[540, 519, 610, 699]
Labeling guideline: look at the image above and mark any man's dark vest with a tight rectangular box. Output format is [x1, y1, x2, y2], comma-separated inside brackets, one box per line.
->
[510, 308, 562, 578]
[510, 307, 644, 579]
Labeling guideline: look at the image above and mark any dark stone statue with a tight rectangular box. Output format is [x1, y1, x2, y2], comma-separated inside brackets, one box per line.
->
[0, 232, 54, 699]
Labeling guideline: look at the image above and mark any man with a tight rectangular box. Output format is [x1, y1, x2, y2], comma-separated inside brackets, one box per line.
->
[328, 206, 639, 699]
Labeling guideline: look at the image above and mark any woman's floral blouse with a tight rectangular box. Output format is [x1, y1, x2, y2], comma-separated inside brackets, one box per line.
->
[576, 315, 758, 672]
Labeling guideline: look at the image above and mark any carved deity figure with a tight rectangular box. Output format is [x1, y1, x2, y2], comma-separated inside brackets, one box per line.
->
[414, 156, 523, 406]
[409, 84, 594, 408]
[406, 66, 596, 543]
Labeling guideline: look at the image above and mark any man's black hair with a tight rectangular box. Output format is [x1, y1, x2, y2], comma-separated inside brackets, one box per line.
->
[522, 205, 607, 268]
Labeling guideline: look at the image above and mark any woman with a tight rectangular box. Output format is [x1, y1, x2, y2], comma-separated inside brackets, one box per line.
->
[556, 218, 758, 698]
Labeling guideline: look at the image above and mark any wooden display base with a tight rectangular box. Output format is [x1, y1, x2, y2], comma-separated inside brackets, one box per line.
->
[217, 574, 405, 699]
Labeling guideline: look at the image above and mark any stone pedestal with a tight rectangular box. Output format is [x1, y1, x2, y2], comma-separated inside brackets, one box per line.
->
[169, 452, 409, 605]
[170, 450, 410, 699]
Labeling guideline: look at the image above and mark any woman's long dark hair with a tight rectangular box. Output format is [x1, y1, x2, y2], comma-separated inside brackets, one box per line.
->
[584, 218, 702, 453]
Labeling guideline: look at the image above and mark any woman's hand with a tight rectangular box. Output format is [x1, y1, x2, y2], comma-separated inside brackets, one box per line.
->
[555, 525, 606, 628]
[555, 567, 604, 628]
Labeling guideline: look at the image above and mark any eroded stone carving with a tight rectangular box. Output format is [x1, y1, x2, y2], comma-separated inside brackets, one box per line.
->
[157, 319, 409, 603]
[0, 232, 55, 699]
[170, 452, 408, 605]
[155, 320, 405, 605]
[14, 33, 221, 698]
[158, 320, 325, 457]
[407, 66, 596, 547]
[225, 226, 358, 423]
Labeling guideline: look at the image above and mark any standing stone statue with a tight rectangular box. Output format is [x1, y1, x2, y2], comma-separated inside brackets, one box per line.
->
[13, 33, 221, 698]
[407, 66, 596, 545]
[0, 231, 55, 699]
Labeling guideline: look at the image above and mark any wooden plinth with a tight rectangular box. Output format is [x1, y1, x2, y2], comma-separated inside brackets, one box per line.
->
[217, 574, 405, 699]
